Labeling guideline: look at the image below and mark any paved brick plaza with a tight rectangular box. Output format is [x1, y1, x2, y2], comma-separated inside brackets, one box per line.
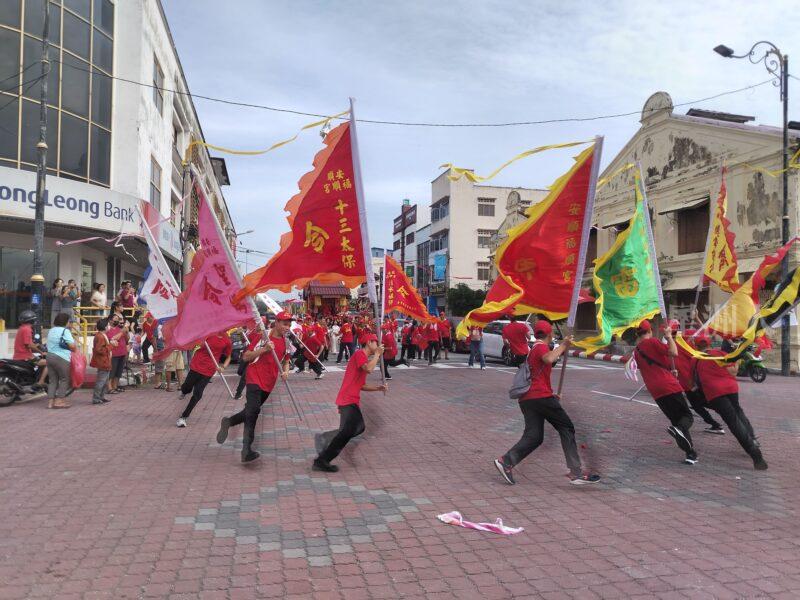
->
[1, 355, 799, 599]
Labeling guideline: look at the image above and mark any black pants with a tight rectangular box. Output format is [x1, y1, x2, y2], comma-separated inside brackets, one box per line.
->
[382, 357, 406, 378]
[502, 397, 582, 476]
[229, 385, 270, 455]
[709, 393, 761, 459]
[142, 338, 152, 363]
[427, 341, 439, 364]
[235, 362, 248, 398]
[654, 392, 695, 449]
[441, 339, 450, 356]
[401, 343, 411, 360]
[318, 404, 365, 463]
[686, 390, 722, 428]
[509, 352, 527, 367]
[295, 354, 323, 375]
[337, 341, 354, 363]
[179, 369, 212, 418]
[433, 340, 442, 361]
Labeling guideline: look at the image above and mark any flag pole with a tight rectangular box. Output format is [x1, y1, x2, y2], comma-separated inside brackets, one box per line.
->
[349, 97, 384, 390]
[189, 166, 303, 420]
[637, 162, 667, 321]
[257, 292, 326, 372]
[378, 251, 387, 392]
[205, 340, 235, 398]
[557, 136, 603, 397]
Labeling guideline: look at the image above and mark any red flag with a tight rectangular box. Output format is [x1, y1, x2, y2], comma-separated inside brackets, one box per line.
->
[158, 176, 251, 354]
[383, 254, 436, 323]
[234, 122, 368, 300]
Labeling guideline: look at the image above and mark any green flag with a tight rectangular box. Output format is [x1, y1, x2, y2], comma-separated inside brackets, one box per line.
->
[575, 178, 661, 353]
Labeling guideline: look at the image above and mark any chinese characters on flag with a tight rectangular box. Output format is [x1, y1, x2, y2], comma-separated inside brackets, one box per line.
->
[703, 168, 741, 294]
[159, 176, 251, 353]
[136, 203, 181, 320]
[383, 254, 435, 323]
[235, 121, 368, 300]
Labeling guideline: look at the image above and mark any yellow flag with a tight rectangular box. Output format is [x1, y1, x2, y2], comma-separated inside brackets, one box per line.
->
[703, 168, 740, 294]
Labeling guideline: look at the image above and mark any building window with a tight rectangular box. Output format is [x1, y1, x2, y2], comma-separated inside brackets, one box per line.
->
[431, 197, 449, 222]
[677, 202, 709, 255]
[478, 197, 496, 217]
[0, 0, 114, 186]
[431, 232, 448, 252]
[170, 192, 180, 226]
[477, 262, 491, 281]
[405, 231, 415, 244]
[477, 229, 494, 248]
[150, 157, 162, 211]
[0, 245, 59, 328]
[153, 56, 164, 114]
[393, 238, 401, 251]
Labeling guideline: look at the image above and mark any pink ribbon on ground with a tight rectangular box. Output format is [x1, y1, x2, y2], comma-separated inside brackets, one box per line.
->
[437, 511, 524, 535]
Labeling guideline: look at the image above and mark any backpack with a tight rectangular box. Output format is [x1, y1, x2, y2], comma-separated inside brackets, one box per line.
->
[509, 342, 546, 400]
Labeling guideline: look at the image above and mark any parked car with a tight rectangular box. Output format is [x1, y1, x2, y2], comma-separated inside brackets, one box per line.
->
[481, 319, 539, 365]
[229, 329, 248, 363]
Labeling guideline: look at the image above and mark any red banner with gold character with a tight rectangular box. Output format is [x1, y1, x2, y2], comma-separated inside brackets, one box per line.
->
[234, 122, 367, 300]
[703, 168, 741, 294]
[383, 254, 436, 323]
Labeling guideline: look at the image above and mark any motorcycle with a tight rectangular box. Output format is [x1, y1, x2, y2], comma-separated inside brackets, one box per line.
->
[0, 357, 48, 406]
[737, 345, 767, 383]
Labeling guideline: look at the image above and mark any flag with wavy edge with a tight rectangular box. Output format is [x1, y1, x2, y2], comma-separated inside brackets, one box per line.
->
[456, 144, 598, 339]
[703, 168, 741, 294]
[383, 254, 436, 323]
[573, 174, 661, 353]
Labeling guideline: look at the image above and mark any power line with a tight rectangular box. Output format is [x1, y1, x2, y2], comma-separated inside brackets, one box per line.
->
[0, 74, 47, 114]
[47, 59, 775, 128]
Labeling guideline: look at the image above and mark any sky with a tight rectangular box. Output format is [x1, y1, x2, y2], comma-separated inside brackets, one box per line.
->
[162, 0, 798, 294]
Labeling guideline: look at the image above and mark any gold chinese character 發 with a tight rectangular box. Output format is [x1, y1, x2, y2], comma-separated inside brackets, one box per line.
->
[304, 221, 330, 254]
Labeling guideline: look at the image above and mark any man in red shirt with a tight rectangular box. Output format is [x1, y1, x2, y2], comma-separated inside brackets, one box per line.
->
[436, 312, 451, 361]
[337, 318, 355, 363]
[381, 318, 407, 379]
[502, 316, 533, 367]
[671, 321, 724, 434]
[694, 335, 767, 470]
[13, 310, 47, 387]
[494, 321, 599, 486]
[141, 312, 157, 364]
[217, 312, 293, 463]
[294, 319, 325, 379]
[176, 331, 232, 427]
[425, 322, 440, 365]
[634, 320, 697, 464]
[313, 334, 387, 472]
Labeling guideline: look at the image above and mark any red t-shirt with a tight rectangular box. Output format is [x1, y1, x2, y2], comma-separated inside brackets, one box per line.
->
[696, 349, 739, 401]
[438, 319, 451, 338]
[190, 333, 232, 377]
[246, 335, 289, 392]
[413, 328, 428, 349]
[674, 345, 697, 392]
[142, 317, 157, 342]
[382, 329, 398, 359]
[426, 324, 439, 341]
[502, 322, 531, 356]
[340, 323, 354, 343]
[336, 349, 369, 407]
[634, 338, 683, 400]
[107, 326, 130, 357]
[303, 327, 322, 361]
[13, 324, 34, 360]
[520, 342, 552, 401]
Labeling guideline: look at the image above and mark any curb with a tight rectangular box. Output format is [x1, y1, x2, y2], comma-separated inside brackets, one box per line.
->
[567, 349, 631, 364]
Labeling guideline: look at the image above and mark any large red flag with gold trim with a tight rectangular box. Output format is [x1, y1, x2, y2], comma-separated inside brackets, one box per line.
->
[457, 144, 599, 337]
[383, 254, 436, 323]
[234, 121, 368, 300]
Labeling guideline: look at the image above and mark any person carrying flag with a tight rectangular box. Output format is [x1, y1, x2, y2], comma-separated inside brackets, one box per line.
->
[176, 331, 232, 428]
[634, 320, 698, 464]
[693, 334, 767, 470]
[493, 321, 600, 486]
[313, 334, 387, 472]
[217, 312, 293, 463]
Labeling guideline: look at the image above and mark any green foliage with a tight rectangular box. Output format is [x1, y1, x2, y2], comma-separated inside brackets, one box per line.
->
[447, 284, 486, 317]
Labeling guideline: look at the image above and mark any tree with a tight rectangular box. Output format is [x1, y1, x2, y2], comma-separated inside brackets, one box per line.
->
[447, 284, 486, 317]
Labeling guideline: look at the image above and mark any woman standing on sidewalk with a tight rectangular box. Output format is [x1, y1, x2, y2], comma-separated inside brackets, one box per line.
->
[48, 278, 63, 326]
[467, 325, 485, 369]
[45, 313, 76, 409]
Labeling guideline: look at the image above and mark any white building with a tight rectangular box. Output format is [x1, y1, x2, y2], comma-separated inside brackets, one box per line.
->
[428, 170, 547, 312]
[0, 0, 234, 338]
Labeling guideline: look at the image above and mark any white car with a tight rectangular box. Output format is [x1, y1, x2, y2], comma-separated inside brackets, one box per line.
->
[481, 320, 535, 365]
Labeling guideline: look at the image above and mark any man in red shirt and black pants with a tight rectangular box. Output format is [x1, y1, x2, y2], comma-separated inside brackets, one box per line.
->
[176, 331, 232, 428]
[694, 334, 767, 470]
[494, 321, 600, 486]
[313, 334, 387, 472]
[634, 320, 697, 464]
[502, 315, 533, 367]
[217, 312, 293, 463]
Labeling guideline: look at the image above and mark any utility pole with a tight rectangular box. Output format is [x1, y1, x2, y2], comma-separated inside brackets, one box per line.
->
[779, 55, 791, 376]
[30, 2, 50, 335]
[399, 198, 410, 270]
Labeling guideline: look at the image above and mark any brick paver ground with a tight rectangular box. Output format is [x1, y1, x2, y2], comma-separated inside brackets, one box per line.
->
[1, 354, 799, 599]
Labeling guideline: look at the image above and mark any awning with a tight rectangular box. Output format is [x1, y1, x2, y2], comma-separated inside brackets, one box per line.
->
[657, 196, 708, 215]
[307, 280, 349, 298]
[663, 275, 701, 291]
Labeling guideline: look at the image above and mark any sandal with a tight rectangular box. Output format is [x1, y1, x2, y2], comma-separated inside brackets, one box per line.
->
[154, 383, 167, 390]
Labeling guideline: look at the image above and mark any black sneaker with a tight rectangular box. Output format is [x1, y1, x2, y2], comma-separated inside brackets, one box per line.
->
[234, 393, 242, 400]
[241, 450, 260, 463]
[684, 452, 699, 465]
[570, 474, 601, 485]
[385, 375, 393, 380]
[704, 425, 725, 435]
[494, 458, 515, 485]
[312, 458, 339, 472]
[216, 417, 231, 445]
[668, 426, 694, 454]
[754, 457, 768, 470]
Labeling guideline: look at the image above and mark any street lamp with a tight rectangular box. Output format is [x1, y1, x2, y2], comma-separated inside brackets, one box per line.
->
[715, 41, 792, 376]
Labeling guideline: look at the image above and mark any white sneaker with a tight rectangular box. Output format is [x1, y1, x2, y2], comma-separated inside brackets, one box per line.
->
[176, 417, 187, 428]
[315, 372, 324, 380]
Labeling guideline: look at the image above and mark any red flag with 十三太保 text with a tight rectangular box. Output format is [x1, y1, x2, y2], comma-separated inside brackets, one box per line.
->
[383, 254, 436, 323]
[234, 122, 368, 301]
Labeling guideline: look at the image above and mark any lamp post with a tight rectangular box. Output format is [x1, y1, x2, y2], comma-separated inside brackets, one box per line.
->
[714, 41, 792, 376]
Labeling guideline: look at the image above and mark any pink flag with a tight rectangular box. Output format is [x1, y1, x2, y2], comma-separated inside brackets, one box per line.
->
[159, 177, 250, 353]
[437, 511, 524, 535]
